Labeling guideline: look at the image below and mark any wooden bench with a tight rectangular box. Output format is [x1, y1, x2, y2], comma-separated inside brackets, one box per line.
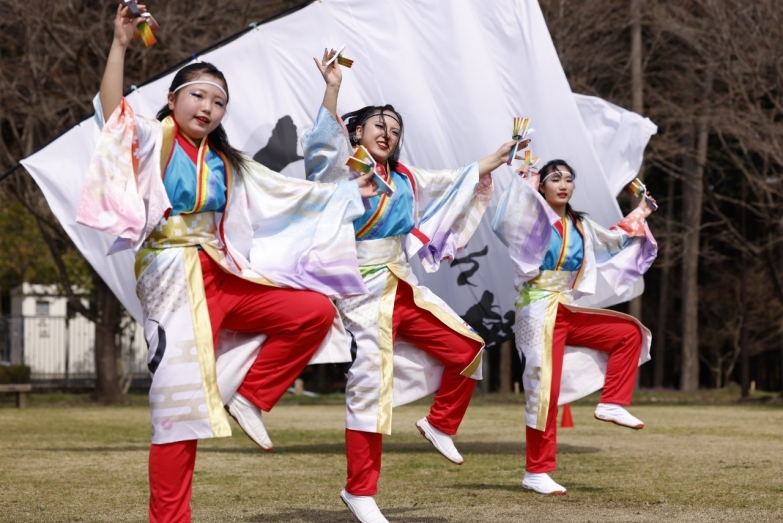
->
[0, 384, 33, 408]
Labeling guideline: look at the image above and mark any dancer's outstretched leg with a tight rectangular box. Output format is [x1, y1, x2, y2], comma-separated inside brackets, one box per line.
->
[200, 251, 335, 449]
[561, 308, 644, 429]
[392, 281, 481, 464]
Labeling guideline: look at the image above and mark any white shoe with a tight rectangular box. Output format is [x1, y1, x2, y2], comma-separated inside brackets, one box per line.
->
[226, 393, 273, 450]
[522, 472, 567, 495]
[594, 403, 644, 430]
[340, 489, 389, 523]
[415, 417, 463, 465]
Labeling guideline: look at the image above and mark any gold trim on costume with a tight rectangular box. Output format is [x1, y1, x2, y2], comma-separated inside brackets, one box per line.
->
[160, 117, 176, 176]
[375, 271, 398, 435]
[183, 248, 231, 438]
[524, 270, 578, 430]
[390, 263, 484, 347]
[461, 348, 484, 378]
[537, 294, 559, 430]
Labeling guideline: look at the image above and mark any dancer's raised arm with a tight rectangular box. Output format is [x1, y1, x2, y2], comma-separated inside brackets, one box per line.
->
[314, 48, 343, 117]
[99, 3, 147, 121]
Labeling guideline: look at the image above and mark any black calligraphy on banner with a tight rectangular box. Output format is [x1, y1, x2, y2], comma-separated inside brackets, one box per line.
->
[449, 245, 489, 287]
[453, 245, 514, 348]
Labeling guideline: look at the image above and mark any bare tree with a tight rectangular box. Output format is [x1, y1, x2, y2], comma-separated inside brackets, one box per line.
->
[0, 0, 304, 402]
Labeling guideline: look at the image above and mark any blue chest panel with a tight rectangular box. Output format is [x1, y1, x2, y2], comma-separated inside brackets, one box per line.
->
[163, 142, 227, 216]
[541, 217, 584, 271]
[355, 171, 415, 240]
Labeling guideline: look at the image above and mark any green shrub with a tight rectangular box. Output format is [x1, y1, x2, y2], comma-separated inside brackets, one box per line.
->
[0, 365, 31, 384]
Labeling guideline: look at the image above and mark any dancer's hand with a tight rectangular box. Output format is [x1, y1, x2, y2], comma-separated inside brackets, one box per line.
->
[355, 171, 380, 199]
[637, 192, 657, 218]
[514, 138, 531, 151]
[316, 48, 343, 117]
[113, 3, 147, 48]
[515, 163, 540, 191]
[478, 140, 523, 177]
[314, 48, 343, 88]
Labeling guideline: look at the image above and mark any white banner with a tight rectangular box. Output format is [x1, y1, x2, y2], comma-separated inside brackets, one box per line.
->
[21, 0, 656, 348]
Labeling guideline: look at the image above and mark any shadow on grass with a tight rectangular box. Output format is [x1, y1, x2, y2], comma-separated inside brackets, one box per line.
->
[449, 481, 607, 494]
[247, 506, 447, 522]
[262, 441, 599, 456]
[43, 442, 599, 457]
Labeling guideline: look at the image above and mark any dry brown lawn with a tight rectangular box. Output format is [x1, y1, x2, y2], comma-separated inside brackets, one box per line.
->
[1, 397, 782, 522]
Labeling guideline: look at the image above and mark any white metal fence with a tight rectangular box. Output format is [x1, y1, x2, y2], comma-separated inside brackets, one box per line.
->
[0, 314, 148, 381]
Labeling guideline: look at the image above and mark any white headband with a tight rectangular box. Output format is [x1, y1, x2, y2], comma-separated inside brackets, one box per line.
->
[540, 169, 574, 184]
[173, 80, 228, 101]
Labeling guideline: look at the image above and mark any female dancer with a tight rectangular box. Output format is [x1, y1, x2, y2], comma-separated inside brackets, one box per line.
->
[303, 49, 520, 523]
[77, 8, 378, 522]
[492, 159, 657, 495]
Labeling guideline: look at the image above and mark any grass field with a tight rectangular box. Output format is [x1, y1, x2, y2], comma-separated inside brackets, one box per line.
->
[1, 394, 782, 522]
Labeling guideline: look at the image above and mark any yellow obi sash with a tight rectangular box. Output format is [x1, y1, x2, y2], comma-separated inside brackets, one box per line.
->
[143, 212, 220, 249]
[356, 235, 405, 267]
[135, 212, 226, 278]
[525, 270, 578, 291]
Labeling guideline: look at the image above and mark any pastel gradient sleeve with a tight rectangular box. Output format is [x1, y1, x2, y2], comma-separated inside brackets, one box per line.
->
[587, 209, 658, 296]
[302, 105, 354, 183]
[222, 159, 368, 298]
[77, 97, 170, 254]
[491, 172, 560, 288]
[406, 163, 493, 272]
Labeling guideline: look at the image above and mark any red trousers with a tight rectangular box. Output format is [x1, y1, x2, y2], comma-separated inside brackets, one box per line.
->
[149, 251, 335, 522]
[526, 303, 642, 473]
[345, 281, 482, 496]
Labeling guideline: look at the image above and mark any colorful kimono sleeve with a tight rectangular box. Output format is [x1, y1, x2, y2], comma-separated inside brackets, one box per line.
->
[221, 159, 369, 298]
[405, 163, 492, 272]
[585, 209, 657, 296]
[301, 104, 493, 273]
[302, 105, 354, 183]
[491, 172, 560, 287]
[77, 96, 171, 254]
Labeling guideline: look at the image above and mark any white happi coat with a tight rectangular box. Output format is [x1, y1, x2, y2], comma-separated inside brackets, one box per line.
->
[303, 107, 487, 435]
[77, 98, 367, 444]
[492, 172, 657, 431]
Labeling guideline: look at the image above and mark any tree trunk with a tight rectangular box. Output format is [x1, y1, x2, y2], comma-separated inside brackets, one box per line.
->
[92, 273, 124, 404]
[740, 179, 750, 397]
[680, 75, 712, 392]
[628, 0, 644, 324]
[653, 172, 675, 387]
[499, 339, 512, 394]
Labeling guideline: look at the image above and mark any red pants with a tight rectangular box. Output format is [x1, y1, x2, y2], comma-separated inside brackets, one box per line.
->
[345, 281, 482, 496]
[149, 251, 335, 522]
[526, 303, 642, 473]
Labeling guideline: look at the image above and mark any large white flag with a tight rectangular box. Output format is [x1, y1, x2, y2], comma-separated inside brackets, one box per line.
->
[21, 0, 656, 349]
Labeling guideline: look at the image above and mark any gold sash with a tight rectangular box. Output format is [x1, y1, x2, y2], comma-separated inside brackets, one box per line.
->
[519, 270, 578, 431]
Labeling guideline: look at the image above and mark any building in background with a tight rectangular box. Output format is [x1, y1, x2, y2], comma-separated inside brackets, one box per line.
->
[2, 283, 147, 382]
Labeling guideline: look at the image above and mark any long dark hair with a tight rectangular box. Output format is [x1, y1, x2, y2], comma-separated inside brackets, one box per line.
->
[341, 105, 404, 171]
[156, 62, 248, 174]
[538, 159, 586, 221]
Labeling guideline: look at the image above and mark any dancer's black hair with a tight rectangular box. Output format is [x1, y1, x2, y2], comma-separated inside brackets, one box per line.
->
[538, 159, 586, 221]
[156, 62, 248, 174]
[341, 105, 404, 171]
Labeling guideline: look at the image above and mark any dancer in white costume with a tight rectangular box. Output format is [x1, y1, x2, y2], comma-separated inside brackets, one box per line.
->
[77, 8, 379, 522]
[493, 159, 657, 495]
[303, 49, 521, 523]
